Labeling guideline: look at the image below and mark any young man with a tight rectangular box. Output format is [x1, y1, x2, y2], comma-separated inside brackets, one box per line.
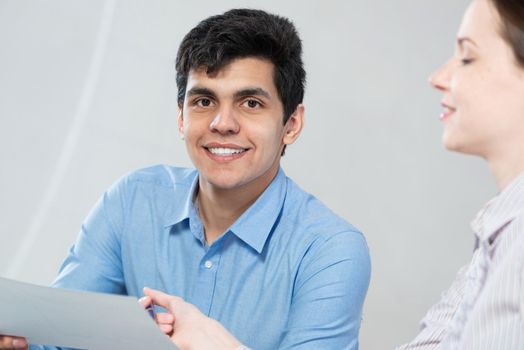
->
[2, 9, 370, 350]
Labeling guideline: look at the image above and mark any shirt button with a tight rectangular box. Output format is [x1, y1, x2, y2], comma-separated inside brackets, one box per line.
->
[204, 260, 213, 269]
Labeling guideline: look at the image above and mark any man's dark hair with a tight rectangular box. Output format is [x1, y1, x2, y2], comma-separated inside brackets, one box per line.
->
[175, 8, 306, 124]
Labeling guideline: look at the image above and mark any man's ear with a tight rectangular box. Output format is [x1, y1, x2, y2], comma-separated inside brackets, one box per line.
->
[283, 104, 304, 146]
[177, 109, 185, 140]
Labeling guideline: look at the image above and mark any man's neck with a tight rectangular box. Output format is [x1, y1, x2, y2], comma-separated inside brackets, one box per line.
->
[197, 168, 279, 245]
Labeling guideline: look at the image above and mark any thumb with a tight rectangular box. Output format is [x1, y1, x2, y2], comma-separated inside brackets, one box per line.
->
[143, 287, 184, 312]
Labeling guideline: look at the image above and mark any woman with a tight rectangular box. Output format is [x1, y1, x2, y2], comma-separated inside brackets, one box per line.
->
[398, 0, 524, 348]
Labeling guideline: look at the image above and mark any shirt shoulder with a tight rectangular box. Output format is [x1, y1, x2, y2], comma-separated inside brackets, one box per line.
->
[278, 177, 370, 271]
[284, 177, 363, 238]
[107, 164, 197, 200]
[123, 164, 196, 188]
[103, 165, 197, 226]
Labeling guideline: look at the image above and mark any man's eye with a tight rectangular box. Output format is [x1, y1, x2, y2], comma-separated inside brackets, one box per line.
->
[244, 99, 261, 108]
[196, 98, 212, 107]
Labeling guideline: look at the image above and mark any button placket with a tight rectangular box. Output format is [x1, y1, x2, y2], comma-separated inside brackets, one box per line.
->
[193, 243, 222, 315]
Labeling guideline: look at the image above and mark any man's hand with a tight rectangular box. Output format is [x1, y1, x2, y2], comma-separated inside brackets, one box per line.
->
[142, 287, 243, 350]
[0, 335, 28, 350]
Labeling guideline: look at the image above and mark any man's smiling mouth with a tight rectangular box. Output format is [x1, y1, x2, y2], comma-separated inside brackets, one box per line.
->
[206, 147, 248, 156]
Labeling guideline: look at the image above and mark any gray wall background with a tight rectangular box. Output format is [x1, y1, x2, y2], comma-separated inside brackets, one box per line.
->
[0, 0, 496, 348]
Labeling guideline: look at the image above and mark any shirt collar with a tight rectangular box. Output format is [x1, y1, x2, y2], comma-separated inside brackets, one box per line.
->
[163, 167, 288, 254]
[471, 171, 524, 242]
[163, 171, 199, 228]
[229, 168, 287, 254]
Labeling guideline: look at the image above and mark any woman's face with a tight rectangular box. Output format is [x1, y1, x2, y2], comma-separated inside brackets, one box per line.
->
[429, 0, 524, 159]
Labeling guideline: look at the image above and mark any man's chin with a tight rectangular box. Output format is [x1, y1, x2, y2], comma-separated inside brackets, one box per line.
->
[199, 173, 248, 191]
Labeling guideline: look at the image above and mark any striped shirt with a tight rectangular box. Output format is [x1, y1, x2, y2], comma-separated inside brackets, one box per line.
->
[396, 172, 524, 350]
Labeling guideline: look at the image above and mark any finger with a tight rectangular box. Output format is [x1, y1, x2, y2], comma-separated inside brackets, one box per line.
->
[0, 335, 12, 347]
[138, 296, 152, 308]
[0, 336, 28, 349]
[143, 287, 183, 311]
[159, 323, 174, 335]
[155, 312, 175, 324]
[12, 337, 28, 350]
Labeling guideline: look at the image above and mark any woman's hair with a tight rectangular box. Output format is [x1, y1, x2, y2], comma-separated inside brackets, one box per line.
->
[490, 0, 524, 68]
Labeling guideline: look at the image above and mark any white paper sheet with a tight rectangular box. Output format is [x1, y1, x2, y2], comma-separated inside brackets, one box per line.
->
[0, 277, 177, 350]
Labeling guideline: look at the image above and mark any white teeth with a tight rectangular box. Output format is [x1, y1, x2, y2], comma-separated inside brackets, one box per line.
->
[208, 147, 246, 156]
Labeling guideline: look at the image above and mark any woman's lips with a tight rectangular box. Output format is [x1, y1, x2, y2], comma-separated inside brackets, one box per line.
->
[440, 103, 456, 120]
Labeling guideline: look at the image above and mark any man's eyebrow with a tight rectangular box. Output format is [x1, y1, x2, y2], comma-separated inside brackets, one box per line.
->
[234, 87, 271, 99]
[186, 87, 216, 98]
[457, 37, 478, 48]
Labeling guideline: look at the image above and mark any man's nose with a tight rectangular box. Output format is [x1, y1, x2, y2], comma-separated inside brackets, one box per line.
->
[209, 106, 240, 134]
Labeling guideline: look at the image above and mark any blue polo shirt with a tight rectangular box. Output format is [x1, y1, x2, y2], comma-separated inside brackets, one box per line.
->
[34, 165, 370, 349]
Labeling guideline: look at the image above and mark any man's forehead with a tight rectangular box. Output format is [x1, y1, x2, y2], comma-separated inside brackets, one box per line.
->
[185, 58, 278, 95]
